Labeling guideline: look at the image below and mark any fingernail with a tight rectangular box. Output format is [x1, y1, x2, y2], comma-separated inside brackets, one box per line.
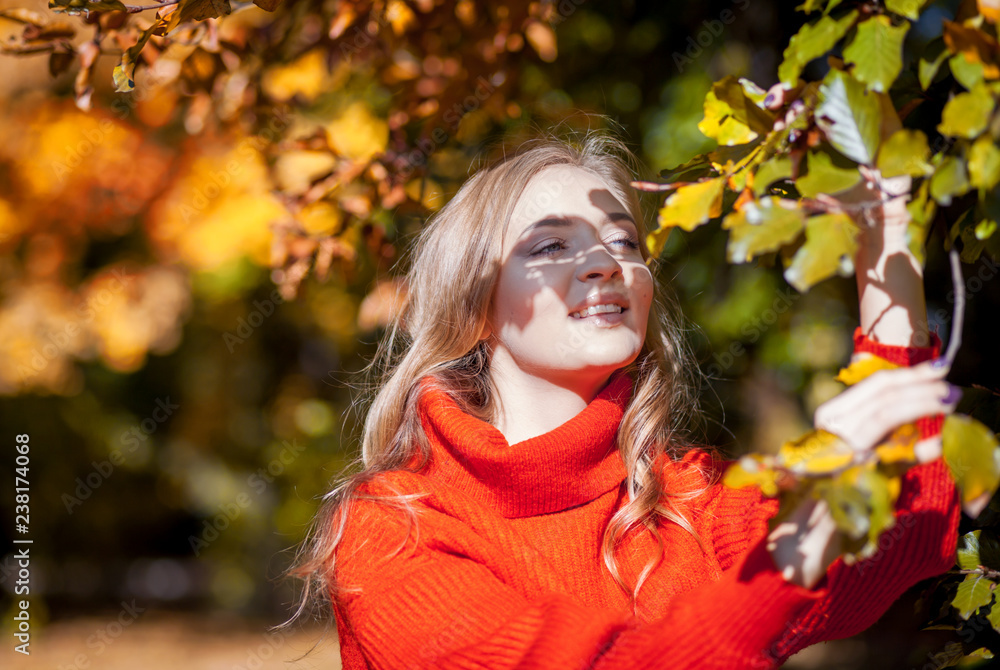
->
[764, 93, 775, 107]
[942, 383, 963, 404]
[931, 357, 949, 369]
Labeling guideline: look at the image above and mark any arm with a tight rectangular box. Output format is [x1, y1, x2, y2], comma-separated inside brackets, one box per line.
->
[333, 480, 829, 670]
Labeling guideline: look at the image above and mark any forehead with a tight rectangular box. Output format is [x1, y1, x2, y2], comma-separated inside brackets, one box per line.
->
[507, 165, 629, 235]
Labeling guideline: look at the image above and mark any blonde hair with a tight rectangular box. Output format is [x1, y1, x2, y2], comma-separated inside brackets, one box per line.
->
[287, 123, 713, 624]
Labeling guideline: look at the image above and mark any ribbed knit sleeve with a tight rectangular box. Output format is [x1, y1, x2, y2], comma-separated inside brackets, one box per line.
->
[706, 327, 960, 666]
[332, 481, 827, 670]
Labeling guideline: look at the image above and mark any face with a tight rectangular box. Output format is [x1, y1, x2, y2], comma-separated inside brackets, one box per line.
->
[486, 164, 654, 395]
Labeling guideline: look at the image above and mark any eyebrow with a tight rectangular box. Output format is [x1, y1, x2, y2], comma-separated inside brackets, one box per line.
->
[520, 212, 637, 238]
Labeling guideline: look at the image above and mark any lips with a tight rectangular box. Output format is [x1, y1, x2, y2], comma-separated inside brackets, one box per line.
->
[569, 294, 629, 319]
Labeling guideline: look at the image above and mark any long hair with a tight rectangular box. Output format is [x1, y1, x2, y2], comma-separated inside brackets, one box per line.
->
[287, 123, 712, 624]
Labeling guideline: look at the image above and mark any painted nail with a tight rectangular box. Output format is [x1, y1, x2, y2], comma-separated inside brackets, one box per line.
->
[942, 384, 963, 404]
[763, 93, 775, 108]
[931, 357, 949, 369]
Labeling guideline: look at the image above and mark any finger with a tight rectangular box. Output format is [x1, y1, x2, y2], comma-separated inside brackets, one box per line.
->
[820, 383, 959, 452]
[763, 83, 785, 109]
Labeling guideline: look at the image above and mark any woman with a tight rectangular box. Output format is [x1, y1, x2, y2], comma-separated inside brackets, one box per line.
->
[291, 128, 961, 669]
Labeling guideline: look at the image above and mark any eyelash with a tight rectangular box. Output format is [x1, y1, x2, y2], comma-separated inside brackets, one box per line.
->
[530, 236, 639, 257]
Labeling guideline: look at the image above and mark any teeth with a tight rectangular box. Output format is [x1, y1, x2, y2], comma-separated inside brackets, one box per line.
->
[572, 304, 623, 318]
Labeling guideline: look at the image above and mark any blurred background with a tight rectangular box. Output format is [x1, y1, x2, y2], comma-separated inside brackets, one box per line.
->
[0, 0, 998, 667]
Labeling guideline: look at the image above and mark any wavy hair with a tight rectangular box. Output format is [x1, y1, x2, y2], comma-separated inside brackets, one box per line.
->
[287, 122, 713, 624]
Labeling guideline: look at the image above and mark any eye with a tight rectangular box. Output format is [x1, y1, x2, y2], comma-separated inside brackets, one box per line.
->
[606, 234, 639, 251]
[530, 240, 566, 257]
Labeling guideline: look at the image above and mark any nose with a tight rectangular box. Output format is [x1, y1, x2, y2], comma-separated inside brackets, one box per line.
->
[575, 245, 622, 282]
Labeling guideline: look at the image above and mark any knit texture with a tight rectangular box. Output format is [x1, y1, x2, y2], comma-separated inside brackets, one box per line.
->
[330, 332, 959, 669]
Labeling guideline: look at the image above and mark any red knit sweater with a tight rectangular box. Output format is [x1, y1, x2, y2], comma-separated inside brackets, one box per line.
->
[330, 329, 959, 669]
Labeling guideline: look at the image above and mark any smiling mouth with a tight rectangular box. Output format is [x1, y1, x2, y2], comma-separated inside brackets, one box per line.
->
[570, 304, 626, 318]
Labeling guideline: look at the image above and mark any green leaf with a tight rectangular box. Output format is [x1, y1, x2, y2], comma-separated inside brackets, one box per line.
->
[959, 530, 983, 571]
[753, 156, 794, 196]
[815, 464, 894, 557]
[969, 135, 1000, 189]
[989, 601, 1000, 634]
[797, 149, 861, 197]
[816, 70, 882, 165]
[949, 54, 987, 91]
[784, 212, 858, 291]
[930, 156, 971, 206]
[843, 16, 909, 93]
[978, 219, 998, 240]
[919, 38, 949, 90]
[49, 0, 126, 14]
[778, 10, 859, 87]
[953, 573, 995, 619]
[938, 83, 996, 139]
[943, 414, 1000, 518]
[655, 177, 726, 233]
[877, 129, 933, 178]
[884, 0, 928, 20]
[723, 197, 806, 263]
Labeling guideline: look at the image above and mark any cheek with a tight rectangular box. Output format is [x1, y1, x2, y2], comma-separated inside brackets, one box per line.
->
[630, 266, 655, 319]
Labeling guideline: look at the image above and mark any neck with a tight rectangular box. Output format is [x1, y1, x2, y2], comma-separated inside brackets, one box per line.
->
[489, 356, 612, 444]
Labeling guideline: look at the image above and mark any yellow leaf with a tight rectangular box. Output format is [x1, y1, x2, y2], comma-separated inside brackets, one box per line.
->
[723, 455, 779, 497]
[326, 101, 389, 162]
[835, 355, 900, 385]
[656, 177, 726, 232]
[874, 423, 920, 464]
[778, 429, 855, 475]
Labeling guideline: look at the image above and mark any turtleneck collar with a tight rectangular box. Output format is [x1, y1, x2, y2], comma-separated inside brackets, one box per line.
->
[416, 373, 633, 518]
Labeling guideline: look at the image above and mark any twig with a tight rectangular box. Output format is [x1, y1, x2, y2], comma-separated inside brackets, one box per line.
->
[943, 247, 964, 370]
[959, 566, 1000, 581]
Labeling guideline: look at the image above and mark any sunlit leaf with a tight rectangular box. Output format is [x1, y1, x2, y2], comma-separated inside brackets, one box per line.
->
[113, 18, 166, 93]
[836, 355, 900, 386]
[874, 423, 920, 464]
[698, 77, 774, 146]
[816, 69, 882, 165]
[885, 0, 928, 20]
[784, 212, 859, 292]
[950, 54, 988, 91]
[796, 149, 861, 197]
[326, 101, 389, 161]
[753, 156, 793, 195]
[723, 454, 780, 497]
[930, 156, 971, 206]
[778, 429, 854, 475]
[978, 219, 998, 239]
[165, 0, 232, 34]
[953, 573, 995, 619]
[919, 38, 949, 90]
[943, 414, 1000, 518]
[877, 129, 934, 178]
[970, 135, 1000, 189]
[816, 464, 894, 545]
[778, 10, 859, 87]
[944, 20, 1000, 81]
[938, 82, 996, 139]
[843, 16, 908, 93]
[723, 197, 805, 263]
[655, 176, 726, 233]
[960, 530, 984, 571]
